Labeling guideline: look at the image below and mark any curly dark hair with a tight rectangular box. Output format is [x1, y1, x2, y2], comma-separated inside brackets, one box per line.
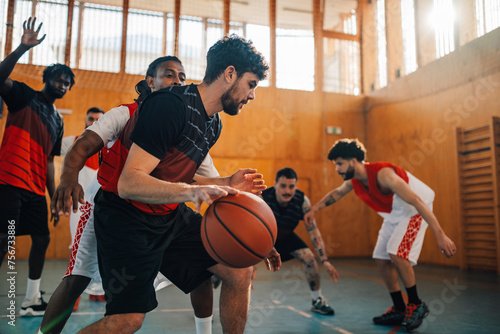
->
[275, 167, 298, 182]
[203, 34, 269, 84]
[42, 64, 75, 89]
[328, 138, 367, 162]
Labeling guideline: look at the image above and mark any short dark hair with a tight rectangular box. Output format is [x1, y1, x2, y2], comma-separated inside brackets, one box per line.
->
[328, 138, 367, 162]
[145, 56, 182, 79]
[203, 34, 269, 84]
[43, 64, 75, 89]
[86, 107, 104, 115]
[275, 167, 297, 182]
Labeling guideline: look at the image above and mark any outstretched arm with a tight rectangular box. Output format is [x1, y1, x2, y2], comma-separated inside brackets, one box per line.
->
[377, 168, 456, 258]
[0, 17, 46, 95]
[304, 181, 353, 226]
[303, 197, 339, 283]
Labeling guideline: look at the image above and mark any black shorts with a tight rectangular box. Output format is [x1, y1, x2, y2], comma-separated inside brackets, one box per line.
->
[0, 184, 49, 235]
[275, 231, 308, 262]
[94, 189, 217, 316]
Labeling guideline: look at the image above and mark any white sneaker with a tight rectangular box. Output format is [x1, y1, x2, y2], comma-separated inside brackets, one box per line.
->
[20, 291, 47, 317]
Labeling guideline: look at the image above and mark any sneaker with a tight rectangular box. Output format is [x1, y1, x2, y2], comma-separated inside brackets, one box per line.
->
[89, 294, 106, 302]
[373, 306, 405, 325]
[19, 291, 47, 317]
[311, 297, 334, 315]
[73, 296, 81, 311]
[402, 301, 429, 331]
[211, 275, 221, 289]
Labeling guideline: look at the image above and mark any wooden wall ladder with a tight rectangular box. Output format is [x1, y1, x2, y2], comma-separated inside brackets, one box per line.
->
[456, 116, 500, 274]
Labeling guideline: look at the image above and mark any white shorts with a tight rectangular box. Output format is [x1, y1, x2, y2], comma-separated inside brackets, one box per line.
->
[372, 173, 434, 266]
[64, 177, 172, 294]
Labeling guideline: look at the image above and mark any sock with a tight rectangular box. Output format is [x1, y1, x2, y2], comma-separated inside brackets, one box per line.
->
[26, 278, 41, 301]
[405, 285, 420, 305]
[37, 330, 44, 334]
[310, 289, 321, 301]
[194, 315, 212, 334]
[390, 290, 406, 312]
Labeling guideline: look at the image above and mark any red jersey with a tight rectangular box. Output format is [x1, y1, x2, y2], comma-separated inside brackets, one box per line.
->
[0, 82, 64, 196]
[351, 162, 409, 213]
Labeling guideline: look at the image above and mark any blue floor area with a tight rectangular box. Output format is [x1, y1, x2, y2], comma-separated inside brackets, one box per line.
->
[1, 258, 499, 333]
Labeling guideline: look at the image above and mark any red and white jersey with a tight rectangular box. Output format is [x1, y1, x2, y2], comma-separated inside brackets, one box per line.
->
[83, 102, 219, 203]
[351, 162, 435, 222]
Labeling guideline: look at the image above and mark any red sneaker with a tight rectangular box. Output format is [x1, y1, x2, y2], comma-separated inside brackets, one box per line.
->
[89, 294, 106, 302]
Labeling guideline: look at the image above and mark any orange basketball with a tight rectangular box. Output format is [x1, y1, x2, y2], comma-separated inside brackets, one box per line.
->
[201, 192, 277, 268]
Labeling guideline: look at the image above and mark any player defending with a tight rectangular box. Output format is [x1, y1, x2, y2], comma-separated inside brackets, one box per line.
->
[0, 17, 75, 316]
[261, 168, 339, 315]
[305, 138, 456, 331]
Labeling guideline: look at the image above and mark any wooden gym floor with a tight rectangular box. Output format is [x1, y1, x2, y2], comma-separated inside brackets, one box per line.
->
[0, 258, 499, 333]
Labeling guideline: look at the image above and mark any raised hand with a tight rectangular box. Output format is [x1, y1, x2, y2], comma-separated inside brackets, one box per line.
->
[229, 168, 267, 195]
[21, 17, 46, 48]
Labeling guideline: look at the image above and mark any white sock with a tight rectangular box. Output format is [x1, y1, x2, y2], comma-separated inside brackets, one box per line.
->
[311, 289, 322, 301]
[26, 278, 41, 301]
[37, 329, 44, 334]
[194, 315, 212, 334]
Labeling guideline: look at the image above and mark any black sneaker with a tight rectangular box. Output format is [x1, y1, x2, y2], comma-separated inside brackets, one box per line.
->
[311, 297, 334, 315]
[402, 301, 429, 331]
[19, 291, 48, 317]
[373, 306, 405, 325]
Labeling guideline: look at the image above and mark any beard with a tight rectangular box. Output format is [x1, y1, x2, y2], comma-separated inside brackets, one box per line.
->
[46, 84, 66, 99]
[342, 165, 355, 180]
[220, 79, 245, 116]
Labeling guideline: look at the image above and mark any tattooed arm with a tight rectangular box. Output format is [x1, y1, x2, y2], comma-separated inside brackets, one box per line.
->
[303, 196, 339, 282]
[304, 180, 353, 227]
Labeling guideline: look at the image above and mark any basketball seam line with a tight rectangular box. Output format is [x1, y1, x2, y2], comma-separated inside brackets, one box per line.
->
[216, 199, 276, 244]
[211, 201, 270, 266]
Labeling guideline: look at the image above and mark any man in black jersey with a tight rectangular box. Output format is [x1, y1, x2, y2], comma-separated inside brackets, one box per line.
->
[78, 36, 280, 334]
[261, 168, 339, 315]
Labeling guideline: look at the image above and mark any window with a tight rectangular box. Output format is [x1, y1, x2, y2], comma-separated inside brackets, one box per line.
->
[432, 0, 455, 58]
[33, 0, 68, 65]
[323, 38, 360, 95]
[476, 0, 500, 37]
[72, 2, 123, 72]
[126, 9, 166, 75]
[376, 0, 387, 88]
[231, 0, 270, 87]
[276, 1, 314, 91]
[401, 0, 417, 75]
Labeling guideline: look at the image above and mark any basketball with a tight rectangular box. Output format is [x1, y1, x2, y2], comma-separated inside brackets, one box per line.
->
[201, 192, 277, 268]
